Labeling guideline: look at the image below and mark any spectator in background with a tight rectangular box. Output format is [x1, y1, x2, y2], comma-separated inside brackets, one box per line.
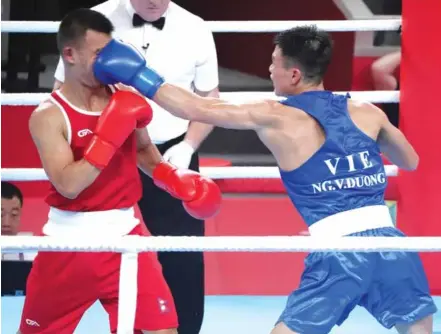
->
[53, 1, 220, 333]
[1, 181, 23, 236]
[2, 183, 35, 297]
[1, 181, 35, 261]
[371, 50, 401, 127]
[371, 51, 401, 91]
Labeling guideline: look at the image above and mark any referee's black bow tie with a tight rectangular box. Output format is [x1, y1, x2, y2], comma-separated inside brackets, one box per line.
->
[132, 14, 165, 30]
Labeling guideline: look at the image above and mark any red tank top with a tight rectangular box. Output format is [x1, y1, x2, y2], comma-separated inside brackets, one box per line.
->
[45, 88, 142, 211]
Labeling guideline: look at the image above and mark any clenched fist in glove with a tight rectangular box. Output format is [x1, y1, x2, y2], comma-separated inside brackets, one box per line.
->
[84, 90, 153, 169]
[153, 162, 221, 220]
[94, 39, 164, 99]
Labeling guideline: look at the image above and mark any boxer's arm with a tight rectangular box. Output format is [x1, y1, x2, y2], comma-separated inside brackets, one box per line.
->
[182, 87, 218, 150]
[377, 110, 419, 170]
[93, 42, 278, 130]
[153, 84, 281, 130]
[135, 128, 163, 177]
[29, 103, 101, 199]
[117, 83, 213, 148]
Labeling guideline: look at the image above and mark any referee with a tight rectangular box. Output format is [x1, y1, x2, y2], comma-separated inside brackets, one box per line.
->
[53, 1, 219, 333]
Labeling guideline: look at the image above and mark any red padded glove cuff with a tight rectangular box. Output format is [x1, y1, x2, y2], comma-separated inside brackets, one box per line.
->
[83, 135, 116, 170]
[152, 162, 176, 191]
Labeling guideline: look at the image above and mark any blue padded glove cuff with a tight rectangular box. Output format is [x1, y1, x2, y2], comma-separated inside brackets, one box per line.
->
[132, 67, 165, 99]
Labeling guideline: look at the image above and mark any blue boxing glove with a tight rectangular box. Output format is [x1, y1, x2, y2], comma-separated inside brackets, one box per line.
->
[93, 39, 164, 99]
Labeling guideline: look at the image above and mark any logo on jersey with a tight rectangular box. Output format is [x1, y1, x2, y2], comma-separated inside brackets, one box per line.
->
[77, 129, 93, 138]
[312, 150, 386, 194]
[26, 319, 40, 327]
[157, 297, 170, 313]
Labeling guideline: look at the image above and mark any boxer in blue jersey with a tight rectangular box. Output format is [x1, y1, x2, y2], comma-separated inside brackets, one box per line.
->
[91, 17, 437, 334]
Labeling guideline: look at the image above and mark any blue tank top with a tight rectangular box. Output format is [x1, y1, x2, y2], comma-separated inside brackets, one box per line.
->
[279, 91, 387, 227]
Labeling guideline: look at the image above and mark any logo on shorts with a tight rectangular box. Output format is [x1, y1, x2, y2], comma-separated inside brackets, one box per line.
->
[77, 129, 93, 138]
[26, 319, 40, 327]
[157, 298, 169, 313]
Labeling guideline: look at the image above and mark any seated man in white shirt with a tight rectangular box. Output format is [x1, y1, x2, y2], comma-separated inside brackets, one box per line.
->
[53, 1, 219, 333]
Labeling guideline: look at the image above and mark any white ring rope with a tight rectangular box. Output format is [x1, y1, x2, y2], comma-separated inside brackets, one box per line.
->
[2, 235, 441, 253]
[1, 19, 402, 34]
[1, 165, 398, 182]
[1, 91, 399, 106]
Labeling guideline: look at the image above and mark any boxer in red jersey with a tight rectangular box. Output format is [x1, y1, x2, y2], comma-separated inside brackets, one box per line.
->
[18, 9, 221, 334]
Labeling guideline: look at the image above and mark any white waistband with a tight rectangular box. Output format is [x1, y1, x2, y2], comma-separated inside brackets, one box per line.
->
[308, 205, 394, 237]
[43, 207, 139, 237]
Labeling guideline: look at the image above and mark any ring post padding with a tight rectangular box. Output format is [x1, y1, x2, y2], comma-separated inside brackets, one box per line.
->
[398, 0, 441, 295]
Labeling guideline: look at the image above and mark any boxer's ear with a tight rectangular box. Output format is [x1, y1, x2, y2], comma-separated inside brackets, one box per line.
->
[62, 46, 75, 65]
[291, 68, 302, 86]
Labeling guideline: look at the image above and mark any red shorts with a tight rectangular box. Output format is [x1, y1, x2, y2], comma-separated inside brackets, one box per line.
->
[19, 224, 178, 333]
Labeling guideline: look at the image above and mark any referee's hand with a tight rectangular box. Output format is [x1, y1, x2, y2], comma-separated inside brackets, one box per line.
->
[162, 141, 195, 169]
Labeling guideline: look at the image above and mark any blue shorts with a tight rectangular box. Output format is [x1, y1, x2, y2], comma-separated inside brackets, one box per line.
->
[277, 227, 437, 334]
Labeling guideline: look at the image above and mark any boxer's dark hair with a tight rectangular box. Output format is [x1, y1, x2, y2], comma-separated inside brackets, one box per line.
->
[275, 25, 333, 84]
[57, 8, 114, 51]
[1, 181, 23, 207]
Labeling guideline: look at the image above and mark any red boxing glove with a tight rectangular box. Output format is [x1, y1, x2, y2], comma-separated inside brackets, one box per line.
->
[84, 91, 153, 169]
[153, 162, 221, 219]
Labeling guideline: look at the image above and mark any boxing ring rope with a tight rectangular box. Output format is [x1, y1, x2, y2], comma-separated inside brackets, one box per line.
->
[1, 165, 399, 181]
[0, 90, 399, 105]
[2, 235, 441, 253]
[1, 19, 401, 33]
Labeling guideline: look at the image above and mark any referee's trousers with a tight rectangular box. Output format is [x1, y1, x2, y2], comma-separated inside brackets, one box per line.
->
[138, 134, 204, 334]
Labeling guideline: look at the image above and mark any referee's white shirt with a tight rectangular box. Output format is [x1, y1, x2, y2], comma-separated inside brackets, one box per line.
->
[54, 0, 219, 144]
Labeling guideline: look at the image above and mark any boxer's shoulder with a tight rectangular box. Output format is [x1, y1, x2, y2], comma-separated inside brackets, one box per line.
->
[348, 98, 382, 115]
[273, 101, 313, 124]
[347, 99, 386, 125]
[346, 99, 386, 140]
[32, 98, 64, 120]
[244, 100, 309, 133]
[242, 99, 287, 128]
[30, 99, 67, 137]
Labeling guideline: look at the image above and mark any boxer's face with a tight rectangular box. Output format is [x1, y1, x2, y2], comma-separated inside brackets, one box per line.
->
[131, 0, 170, 22]
[269, 46, 302, 96]
[63, 30, 112, 87]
